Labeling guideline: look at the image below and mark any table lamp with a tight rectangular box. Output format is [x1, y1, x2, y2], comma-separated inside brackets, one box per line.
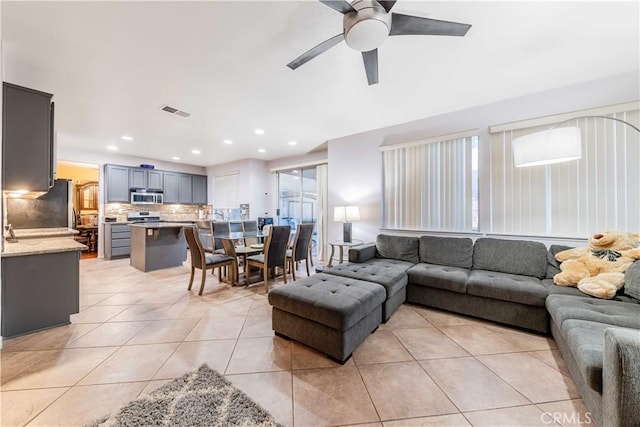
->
[334, 205, 360, 242]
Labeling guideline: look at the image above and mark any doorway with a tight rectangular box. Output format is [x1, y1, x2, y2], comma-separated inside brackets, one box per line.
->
[57, 161, 100, 259]
[277, 166, 319, 255]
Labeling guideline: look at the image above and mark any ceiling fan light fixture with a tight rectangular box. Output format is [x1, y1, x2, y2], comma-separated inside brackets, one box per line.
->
[345, 19, 390, 51]
[344, 0, 391, 51]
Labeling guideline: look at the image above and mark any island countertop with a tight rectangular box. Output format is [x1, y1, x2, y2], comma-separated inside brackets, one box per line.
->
[2, 237, 87, 257]
[129, 222, 192, 229]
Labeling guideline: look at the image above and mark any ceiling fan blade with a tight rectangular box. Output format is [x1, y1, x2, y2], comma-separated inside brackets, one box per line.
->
[377, 0, 397, 13]
[287, 34, 345, 70]
[362, 49, 379, 85]
[318, 0, 356, 14]
[390, 13, 472, 37]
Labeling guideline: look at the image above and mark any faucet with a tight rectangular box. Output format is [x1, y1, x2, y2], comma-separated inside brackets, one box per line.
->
[5, 224, 18, 243]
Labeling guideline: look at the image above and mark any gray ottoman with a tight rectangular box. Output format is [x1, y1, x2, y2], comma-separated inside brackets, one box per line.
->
[268, 273, 386, 362]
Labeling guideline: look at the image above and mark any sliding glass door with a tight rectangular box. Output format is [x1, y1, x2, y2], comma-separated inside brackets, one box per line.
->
[277, 167, 318, 254]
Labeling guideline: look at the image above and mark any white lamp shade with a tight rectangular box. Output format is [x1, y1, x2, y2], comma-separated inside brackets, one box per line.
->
[334, 205, 360, 222]
[512, 127, 582, 167]
[345, 205, 360, 222]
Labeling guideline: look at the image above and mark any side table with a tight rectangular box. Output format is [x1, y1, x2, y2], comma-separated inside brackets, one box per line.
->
[327, 239, 364, 267]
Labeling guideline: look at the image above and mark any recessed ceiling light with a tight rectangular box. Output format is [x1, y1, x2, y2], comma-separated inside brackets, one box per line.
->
[107, 145, 118, 151]
[121, 135, 133, 141]
[171, 156, 180, 160]
[258, 149, 266, 153]
[223, 140, 233, 145]
[254, 129, 265, 135]
[192, 149, 201, 155]
[288, 140, 297, 146]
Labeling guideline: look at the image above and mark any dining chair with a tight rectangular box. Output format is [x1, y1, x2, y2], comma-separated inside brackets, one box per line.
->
[242, 220, 259, 246]
[220, 238, 240, 285]
[195, 221, 214, 253]
[184, 226, 235, 295]
[212, 221, 230, 254]
[286, 223, 315, 280]
[246, 225, 291, 293]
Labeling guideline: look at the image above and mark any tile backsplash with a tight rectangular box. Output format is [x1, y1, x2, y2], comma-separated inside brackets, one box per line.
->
[104, 203, 212, 222]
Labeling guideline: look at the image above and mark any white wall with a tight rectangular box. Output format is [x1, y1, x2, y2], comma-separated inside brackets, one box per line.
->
[328, 70, 640, 246]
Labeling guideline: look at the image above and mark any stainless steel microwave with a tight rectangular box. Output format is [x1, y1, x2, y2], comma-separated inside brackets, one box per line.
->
[130, 189, 163, 205]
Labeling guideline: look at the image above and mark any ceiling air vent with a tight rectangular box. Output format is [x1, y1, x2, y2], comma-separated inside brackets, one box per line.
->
[160, 105, 191, 118]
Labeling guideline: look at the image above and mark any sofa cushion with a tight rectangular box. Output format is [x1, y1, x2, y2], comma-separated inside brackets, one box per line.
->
[561, 319, 612, 394]
[546, 244, 574, 279]
[541, 279, 589, 298]
[376, 234, 419, 264]
[472, 238, 548, 279]
[467, 270, 547, 306]
[546, 294, 640, 330]
[267, 273, 385, 331]
[322, 258, 411, 297]
[624, 260, 640, 301]
[407, 263, 470, 294]
[419, 236, 474, 269]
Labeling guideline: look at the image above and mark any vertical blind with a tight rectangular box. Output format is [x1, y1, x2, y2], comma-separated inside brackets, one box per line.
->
[382, 134, 477, 231]
[213, 173, 239, 208]
[489, 109, 640, 237]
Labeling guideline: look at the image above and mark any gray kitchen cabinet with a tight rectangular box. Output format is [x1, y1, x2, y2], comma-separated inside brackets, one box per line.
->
[104, 223, 131, 259]
[163, 172, 180, 203]
[105, 165, 130, 202]
[129, 168, 147, 188]
[192, 174, 208, 205]
[2, 251, 80, 337]
[179, 174, 193, 204]
[2, 82, 55, 192]
[148, 170, 163, 189]
[104, 164, 208, 205]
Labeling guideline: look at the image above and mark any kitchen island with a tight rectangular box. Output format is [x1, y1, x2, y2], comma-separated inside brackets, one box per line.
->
[1, 231, 85, 338]
[130, 223, 187, 272]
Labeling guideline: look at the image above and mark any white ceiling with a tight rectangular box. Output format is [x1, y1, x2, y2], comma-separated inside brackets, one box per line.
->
[3, 1, 639, 167]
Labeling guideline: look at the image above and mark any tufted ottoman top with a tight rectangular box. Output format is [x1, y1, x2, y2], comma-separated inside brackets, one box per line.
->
[322, 259, 412, 295]
[268, 273, 386, 331]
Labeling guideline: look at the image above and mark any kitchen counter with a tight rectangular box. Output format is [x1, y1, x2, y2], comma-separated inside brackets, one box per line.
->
[129, 223, 187, 272]
[129, 222, 190, 229]
[2, 236, 82, 337]
[2, 237, 86, 257]
[13, 227, 79, 239]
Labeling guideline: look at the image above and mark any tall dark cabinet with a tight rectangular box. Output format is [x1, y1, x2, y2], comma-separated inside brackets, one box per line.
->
[2, 82, 55, 192]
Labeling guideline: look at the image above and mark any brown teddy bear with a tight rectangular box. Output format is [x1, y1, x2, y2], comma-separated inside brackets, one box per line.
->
[553, 231, 640, 299]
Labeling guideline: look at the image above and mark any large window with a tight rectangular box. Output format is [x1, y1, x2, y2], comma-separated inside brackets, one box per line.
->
[382, 133, 479, 232]
[489, 106, 640, 237]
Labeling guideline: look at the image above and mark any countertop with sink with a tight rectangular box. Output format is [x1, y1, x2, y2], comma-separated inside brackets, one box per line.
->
[2, 228, 86, 257]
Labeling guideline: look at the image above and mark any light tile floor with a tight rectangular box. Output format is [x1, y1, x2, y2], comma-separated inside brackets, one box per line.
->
[1, 258, 594, 426]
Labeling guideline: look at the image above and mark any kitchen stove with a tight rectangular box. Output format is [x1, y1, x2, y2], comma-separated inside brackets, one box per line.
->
[127, 211, 163, 223]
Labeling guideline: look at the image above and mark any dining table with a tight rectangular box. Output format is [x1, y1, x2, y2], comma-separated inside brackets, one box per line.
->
[76, 224, 99, 252]
[219, 238, 264, 286]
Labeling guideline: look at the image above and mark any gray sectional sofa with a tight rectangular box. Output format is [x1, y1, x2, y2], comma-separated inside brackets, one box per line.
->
[269, 234, 640, 427]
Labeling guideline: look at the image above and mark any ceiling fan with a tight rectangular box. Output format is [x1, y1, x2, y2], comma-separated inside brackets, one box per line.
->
[287, 0, 472, 85]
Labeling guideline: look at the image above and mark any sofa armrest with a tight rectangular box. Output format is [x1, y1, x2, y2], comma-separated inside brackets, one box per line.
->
[603, 327, 640, 427]
[349, 243, 376, 263]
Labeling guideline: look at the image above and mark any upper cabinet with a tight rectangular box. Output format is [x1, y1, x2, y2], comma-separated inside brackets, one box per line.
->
[104, 164, 207, 205]
[162, 172, 180, 204]
[2, 82, 55, 192]
[192, 175, 207, 205]
[105, 165, 130, 202]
